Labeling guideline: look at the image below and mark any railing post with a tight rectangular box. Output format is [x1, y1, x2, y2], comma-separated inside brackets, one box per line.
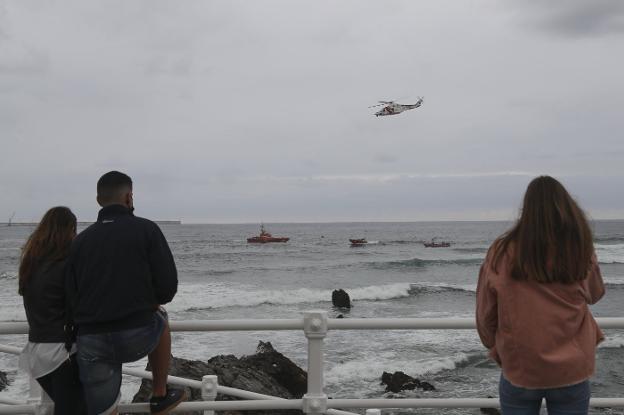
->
[302, 311, 328, 415]
[201, 374, 218, 415]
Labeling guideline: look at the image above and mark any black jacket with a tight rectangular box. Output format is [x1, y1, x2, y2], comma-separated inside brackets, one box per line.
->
[23, 260, 69, 343]
[66, 205, 177, 334]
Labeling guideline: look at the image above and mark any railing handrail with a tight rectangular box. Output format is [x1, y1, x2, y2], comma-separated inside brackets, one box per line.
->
[2, 316, 624, 414]
[1, 316, 623, 334]
[3, 398, 624, 414]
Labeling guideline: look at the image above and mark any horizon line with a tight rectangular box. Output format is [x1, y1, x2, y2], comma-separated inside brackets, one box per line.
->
[3, 218, 623, 226]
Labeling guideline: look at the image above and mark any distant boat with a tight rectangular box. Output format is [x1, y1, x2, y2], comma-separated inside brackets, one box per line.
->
[349, 238, 368, 246]
[424, 238, 451, 248]
[247, 224, 289, 243]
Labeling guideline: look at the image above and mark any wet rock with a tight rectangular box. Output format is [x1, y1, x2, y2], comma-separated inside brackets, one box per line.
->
[332, 289, 351, 308]
[480, 396, 501, 415]
[129, 341, 305, 415]
[239, 341, 307, 398]
[0, 370, 7, 392]
[380, 371, 436, 393]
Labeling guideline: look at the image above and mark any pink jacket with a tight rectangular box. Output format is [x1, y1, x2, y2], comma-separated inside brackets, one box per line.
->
[476, 248, 605, 389]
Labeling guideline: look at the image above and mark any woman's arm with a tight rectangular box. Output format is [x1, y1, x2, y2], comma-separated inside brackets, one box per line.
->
[476, 261, 498, 349]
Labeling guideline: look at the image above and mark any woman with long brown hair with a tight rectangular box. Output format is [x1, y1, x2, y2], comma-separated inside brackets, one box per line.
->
[18, 206, 86, 414]
[477, 176, 605, 415]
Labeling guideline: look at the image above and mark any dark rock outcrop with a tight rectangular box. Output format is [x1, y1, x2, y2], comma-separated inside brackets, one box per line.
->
[130, 341, 306, 415]
[239, 341, 307, 398]
[381, 371, 435, 393]
[331, 289, 351, 308]
[480, 396, 501, 415]
[0, 370, 8, 392]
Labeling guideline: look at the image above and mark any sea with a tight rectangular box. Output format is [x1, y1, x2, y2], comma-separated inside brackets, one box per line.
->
[1, 221, 623, 414]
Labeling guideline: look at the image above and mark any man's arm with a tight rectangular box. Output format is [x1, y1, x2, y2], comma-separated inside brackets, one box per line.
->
[148, 225, 178, 305]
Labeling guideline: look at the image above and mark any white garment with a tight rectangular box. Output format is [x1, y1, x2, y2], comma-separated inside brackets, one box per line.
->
[19, 342, 76, 379]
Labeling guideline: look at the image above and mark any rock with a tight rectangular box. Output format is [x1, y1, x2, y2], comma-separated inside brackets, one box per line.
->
[239, 341, 307, 398]
[129, 341, 306, 415]
[380, 371, 436, 393]
[480, 396, 501, 415]
[0, 370, 7, 392]
[420, 381, 435, 391]
[331, 289, 351, 308]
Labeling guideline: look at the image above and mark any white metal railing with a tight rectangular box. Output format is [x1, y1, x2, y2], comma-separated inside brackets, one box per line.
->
[1, 314, 624, 414]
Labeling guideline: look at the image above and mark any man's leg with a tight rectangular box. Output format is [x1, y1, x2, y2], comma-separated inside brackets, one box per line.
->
[148, 319, 171, 397]
[113, 309, 185, 414]
[77, 333, 122, 415]
[145, 309, 186, 414]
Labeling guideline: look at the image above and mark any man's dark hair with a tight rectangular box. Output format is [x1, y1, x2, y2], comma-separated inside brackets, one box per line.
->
[97, 171, 133, 204]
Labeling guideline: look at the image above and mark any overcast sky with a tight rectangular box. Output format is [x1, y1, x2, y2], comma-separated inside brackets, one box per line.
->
[1, 0, 623, 223]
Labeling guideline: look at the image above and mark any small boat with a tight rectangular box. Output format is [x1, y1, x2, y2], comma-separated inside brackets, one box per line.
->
[349, 238, 368, 246]
[424, 238, 451, 248]
[247, 224, 289, 243]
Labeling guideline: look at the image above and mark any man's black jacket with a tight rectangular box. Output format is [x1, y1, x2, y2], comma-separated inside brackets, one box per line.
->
[66, 205, 177, 334]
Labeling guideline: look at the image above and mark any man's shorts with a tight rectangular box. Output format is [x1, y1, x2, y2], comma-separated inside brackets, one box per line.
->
[76, 308, 168, 415]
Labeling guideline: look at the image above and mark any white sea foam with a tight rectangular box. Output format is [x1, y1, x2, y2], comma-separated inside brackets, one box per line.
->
[599, 333, 624, 349]
[0, 274, 26, 321]
[168, 282, 415, 312]
[595, 243, 624, 264]
[325, 352, 470, 385]
[410, 281, 477, 293]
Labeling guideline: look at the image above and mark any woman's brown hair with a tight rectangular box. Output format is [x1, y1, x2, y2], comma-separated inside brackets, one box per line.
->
[492, 176, 594, 283]
[18, 206, 77, 295]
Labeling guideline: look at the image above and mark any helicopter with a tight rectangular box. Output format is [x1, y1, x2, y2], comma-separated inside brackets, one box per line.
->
[369, 97, 423, 117]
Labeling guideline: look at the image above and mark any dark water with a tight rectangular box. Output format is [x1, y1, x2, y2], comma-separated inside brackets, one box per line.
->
[1, 221, 623, 413]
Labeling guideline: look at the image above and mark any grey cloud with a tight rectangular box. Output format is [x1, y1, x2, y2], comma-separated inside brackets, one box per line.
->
[374, 154, 399, 164]
[0, 39, 49, 74]
[513, 0, 624, 36]
[144, 55, 194, 77]
[1, 1, 623, 222]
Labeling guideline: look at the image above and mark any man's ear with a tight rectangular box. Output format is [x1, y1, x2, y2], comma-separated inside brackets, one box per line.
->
[96, 195, 102, 207]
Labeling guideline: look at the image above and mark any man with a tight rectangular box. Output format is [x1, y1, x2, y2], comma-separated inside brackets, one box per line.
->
[66, 171, 185, 415]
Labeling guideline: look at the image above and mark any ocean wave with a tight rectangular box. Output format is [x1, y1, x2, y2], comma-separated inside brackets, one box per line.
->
[172, 282, 415, 312]
[0, 272, 17, 280]
[325, 352, 474, 385]
[170, 281, 479, 312]
[599, 333, 624, 349]
[409, 282, 476, 295]
[368, 257, 483, 270]
[605, 281, 624, 290]
[595, 243, 624, 264]
[594, 236, 624, 244]
[452, 247, 488, 254]
[383, 240, 422, 245]
[206, 269, 236, 276]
